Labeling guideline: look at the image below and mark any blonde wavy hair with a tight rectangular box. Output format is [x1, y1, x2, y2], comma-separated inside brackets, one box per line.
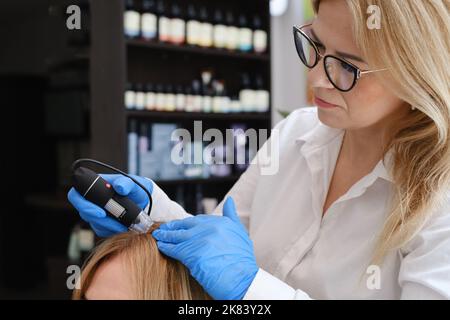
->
[313, 0, 450, 263]
[72, 223, 211, 300]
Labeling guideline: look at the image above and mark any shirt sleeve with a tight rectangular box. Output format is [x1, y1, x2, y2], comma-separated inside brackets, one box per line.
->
[243, 269, 313, 300]
[398, 204, 450, 300]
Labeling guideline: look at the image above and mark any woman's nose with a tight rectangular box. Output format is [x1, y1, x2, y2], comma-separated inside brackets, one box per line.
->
[308, 60, 334, 90]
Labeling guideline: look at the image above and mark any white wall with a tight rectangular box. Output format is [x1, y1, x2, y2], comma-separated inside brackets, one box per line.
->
[271, 0, 309, 126]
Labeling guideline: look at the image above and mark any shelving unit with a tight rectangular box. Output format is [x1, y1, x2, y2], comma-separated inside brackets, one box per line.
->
[89, 0, 272, 212]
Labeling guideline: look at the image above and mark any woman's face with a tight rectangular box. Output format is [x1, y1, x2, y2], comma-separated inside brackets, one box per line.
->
[309, 0, 409, 131]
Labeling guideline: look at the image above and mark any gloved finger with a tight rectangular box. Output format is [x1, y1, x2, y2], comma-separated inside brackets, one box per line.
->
[158, 217, 199, 231]
[152, 229, 192, 244]
[68, 188, 106, 218]
[222, 196, 241, 225]
[156, 241, 179, 259]
[110, 175, 152, 209]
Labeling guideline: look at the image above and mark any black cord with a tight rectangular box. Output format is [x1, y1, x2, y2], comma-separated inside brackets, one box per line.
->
[71, 158, 153, 215]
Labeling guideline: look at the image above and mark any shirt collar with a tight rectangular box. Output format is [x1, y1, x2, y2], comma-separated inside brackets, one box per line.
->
[295, 121, 394, 184]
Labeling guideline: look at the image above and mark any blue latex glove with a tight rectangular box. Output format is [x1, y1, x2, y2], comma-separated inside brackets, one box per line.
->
[152, 197, 259, 300]
[67, 174, 153, 237]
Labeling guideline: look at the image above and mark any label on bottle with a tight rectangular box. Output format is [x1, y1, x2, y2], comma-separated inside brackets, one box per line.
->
[171, 18, 186, 44]
[141, 13, 157, 40]
[239, 28, 253, 52]
[212, 96, 222, 112]
[226, 26, 240, 50]
[159, 16, 171, 42]
[230, 99, 241, 112]
[156, 93, 166, 111]
[199, 23, 213, 47]
[194, 96, 203, 112]
[221, 96, 231, 113]
[166, 93, 176, 111]
[187, 20, 201, 45]
[125, 90, 136, 109]
[254, 30, 268, 53]
[145, 92, 156, 110]
[124, 10, 140, 38]
[202, 96, 212, 112]
[135, 92, 146, 110]
[256, 90, 270, 112]
[185, 95, 195, 112]
[239, 89, 256, 111]
[176, 94, 186, 111]
[213, 24, 228, 48]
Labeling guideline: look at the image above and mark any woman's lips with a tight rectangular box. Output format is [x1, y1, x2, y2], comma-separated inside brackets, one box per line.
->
[314, 97, 339, 109]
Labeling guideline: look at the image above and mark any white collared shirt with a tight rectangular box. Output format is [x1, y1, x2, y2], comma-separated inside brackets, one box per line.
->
[149, 107, 450, 300]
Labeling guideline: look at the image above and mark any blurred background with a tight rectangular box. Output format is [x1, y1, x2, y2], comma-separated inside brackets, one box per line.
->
[0, 0, 313, 299]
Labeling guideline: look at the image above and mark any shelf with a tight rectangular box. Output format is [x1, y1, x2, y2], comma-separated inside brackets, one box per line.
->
[127, 39, 270, 62]
[126, 110, 271, 121]
[155, 175, 241, 186]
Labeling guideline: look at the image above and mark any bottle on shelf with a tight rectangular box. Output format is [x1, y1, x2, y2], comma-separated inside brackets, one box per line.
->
[213, 9, 227, 49]
[186, 4, 201, 46]
[225, 11, 239, 51]
[165, 84, 176, 111]
[170, 2, 185, 45]
[201, 70, 214, 112]
[155, 83, 166, 111]
[145, 83, 156, 110]
[175, 84, 186, 111]
[141, 0, 157, 41]
[253, 15, 268, 54]
[124, 0, 140, 38]
[185, 85, 195, 112]
[239, 73, 256, 112]
[125, 82, 136, 109]
[238, 14, 253, 52]
[212, 80, 224, 113]
[135, 83, 146, 110]
[255, 75, 270, 113]
[157, 0, 171, 42]
[192, 80, 203, 112]
[199, 7, 213, 48]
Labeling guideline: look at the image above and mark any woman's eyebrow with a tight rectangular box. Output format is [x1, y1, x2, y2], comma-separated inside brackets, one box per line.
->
[310, 28, 367, 64]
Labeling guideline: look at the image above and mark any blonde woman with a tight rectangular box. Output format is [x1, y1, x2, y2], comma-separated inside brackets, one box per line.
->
[72, 223, 210, 300]
[69, 0, 450, 299]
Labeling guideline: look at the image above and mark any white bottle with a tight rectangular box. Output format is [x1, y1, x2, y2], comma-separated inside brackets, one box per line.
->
[157, 0, 171, 42]
[239, 74, 256, 112]
[145, 84, 156, 110]
[192, 80, 203, 112]
[185, 86, 195, 112]
[165, 85, 176, 111]
[252, 16, 267, 53]
[125, 83, 136, 109]
[186, 4, 201, 46]
[135, 84, 146, 110]
[213, 9, 227, 49]
[124, 0, 140, 38]
[141, 0, 157, 41]
[155, 84, 166, 111]
[199, 7, 213, 47]
[238, 15, 253, 52]
[175, 85, 186, 111]
[225, 11, 239, 50]
[255, 76, 270, 112]
[170, 3, 185, 45]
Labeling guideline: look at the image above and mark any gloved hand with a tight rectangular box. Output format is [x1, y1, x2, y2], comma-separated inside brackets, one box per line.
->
[152, 197, 259, 300]
[67, 174, 153, 237]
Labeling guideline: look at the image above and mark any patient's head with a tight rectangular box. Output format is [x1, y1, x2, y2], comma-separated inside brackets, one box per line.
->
[72, 223, 210, 300]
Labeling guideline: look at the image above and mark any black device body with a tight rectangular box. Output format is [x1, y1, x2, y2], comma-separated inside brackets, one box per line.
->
[72, 166, 142, 227]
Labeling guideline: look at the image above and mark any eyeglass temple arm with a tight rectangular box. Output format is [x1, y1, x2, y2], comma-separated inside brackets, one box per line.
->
[360, 68, 388, 75]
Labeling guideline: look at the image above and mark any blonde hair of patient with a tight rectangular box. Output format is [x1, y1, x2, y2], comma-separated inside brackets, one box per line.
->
[72, 223, 210, 300]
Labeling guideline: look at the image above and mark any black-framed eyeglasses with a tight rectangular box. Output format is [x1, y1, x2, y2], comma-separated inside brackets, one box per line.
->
[293, 23, 387, 92]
